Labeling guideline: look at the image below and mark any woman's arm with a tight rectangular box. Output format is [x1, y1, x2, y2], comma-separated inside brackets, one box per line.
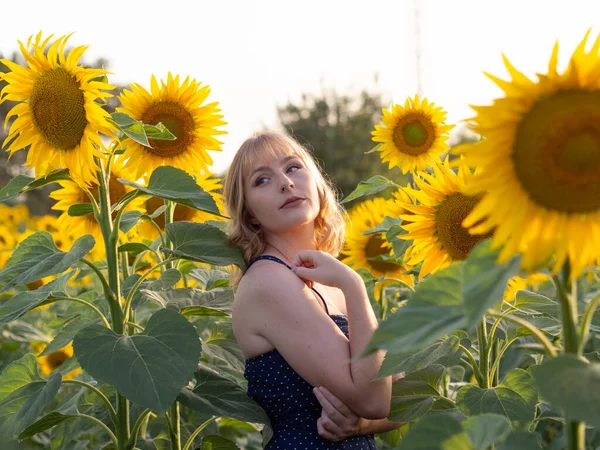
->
[237, 253, 391, 419]
[313, 386, 403, 441]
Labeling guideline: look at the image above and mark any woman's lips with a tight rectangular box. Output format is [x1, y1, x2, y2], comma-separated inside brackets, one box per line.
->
[281, 198, 305, 209]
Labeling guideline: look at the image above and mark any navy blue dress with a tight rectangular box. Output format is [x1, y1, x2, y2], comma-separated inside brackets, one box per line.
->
[244, 255, 377, 449]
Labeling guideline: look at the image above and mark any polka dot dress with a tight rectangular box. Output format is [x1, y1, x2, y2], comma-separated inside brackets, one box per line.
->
[244, 256, 377, 449]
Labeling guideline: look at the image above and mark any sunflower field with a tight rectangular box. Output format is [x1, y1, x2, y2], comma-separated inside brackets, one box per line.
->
[0, 30, 599, 450]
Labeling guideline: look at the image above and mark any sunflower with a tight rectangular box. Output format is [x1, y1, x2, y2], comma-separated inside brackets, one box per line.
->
[31, 341, 81, 380]
[116, 73, 226, 180]
[503, 273, 550, 303]
[371, 95, 454, 174]
[0, 32, 115, 187]
[398, 158, 493, 279]
[0, 224, 16, 268]
[455, 31, 600, 278]
[342, 195, 414, 298]
[137, 171, 225, 239]
[50, 165, 144, 245]
[0, 204, 29, 230]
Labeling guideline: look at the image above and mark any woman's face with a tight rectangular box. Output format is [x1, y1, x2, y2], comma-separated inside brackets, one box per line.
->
[244, 151, 320, 234]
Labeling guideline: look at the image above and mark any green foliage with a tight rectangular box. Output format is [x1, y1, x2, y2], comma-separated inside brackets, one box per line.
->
[73, 309, 202, 413]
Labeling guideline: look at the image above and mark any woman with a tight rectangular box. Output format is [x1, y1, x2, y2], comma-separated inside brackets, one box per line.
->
[224, 132, 401, 449]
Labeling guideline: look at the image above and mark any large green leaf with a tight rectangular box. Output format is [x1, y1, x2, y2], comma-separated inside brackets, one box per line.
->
[202, 322, 245, 377]
[118, 166, 222, 216]
[388, 365, 446, 423]
[513, 291, 559, 319]
[497, 431, 542, 450]
[366, 240, 519, 355]
[0, 354, 41, 401]
[463, 414, 511, 450]
[144, 287, 233, 317]
[532, 356, 600, 427]
[0, 372, 62, 439]
[40, 317, 100, 357]
[0, 271, 74, 324]
[378, 336, 460, 378]
[73, 309, 201, 413]
[177, 364, 271, 433]
[164, 222, 245, 269]
[0, 232, 94, 293]
[0, 169, 70, 203]
[396, 413, 471, 450]
[189, 268, 230, 290]
[200, 435, 239, 450]
[341, 175, 395, 204]
[456, 368, 538, 430]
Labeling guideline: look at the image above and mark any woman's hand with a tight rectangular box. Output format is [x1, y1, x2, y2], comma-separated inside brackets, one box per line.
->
[292, 250, 357, 290]
[313, 386, 365, 442]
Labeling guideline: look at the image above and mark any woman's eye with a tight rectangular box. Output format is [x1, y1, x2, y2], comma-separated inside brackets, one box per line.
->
[255, 176, 267, 186]
[287, 164, 301, 172]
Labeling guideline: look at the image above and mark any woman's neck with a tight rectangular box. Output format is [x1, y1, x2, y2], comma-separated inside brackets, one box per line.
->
[263, 226, 316, 264]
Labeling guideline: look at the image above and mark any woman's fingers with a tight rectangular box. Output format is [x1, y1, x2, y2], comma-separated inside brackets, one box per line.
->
[313, 387, 345, 424]
[317, 412, 344, 442]
[317, 386, 358, 419]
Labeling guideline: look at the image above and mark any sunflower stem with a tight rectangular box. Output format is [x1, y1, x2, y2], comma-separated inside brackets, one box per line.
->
[487, 310, 557, 357]
[458, 344, 484, 386]
[169, 401, 181, 450]
[44, 296, 110, 328]
[477, 317, 490, 389]
[182, 417, 217, 450]
[72, 413, 119, 448]
[164, 200, 175, 271]
[579, 292, 600, 354]
[124, 408, 152, 450]
[554, 262, 584, 450]
[80, 258, 112, 302]
[62, 379, 117, 424]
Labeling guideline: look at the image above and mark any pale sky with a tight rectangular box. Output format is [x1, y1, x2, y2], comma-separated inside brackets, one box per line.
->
[1, 0, 599, 173]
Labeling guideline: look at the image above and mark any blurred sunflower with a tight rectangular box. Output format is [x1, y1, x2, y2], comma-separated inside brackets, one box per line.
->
[0, 32, 115, 187]
[50, 165, 144, 244]
[0, 204, 30, 230]
[31, 341, 81, 380]
[456, 31, 600, 278]
[116, 73, 226, 180]
[371, 95, 453, 174]
[503, 273, 550, 302]
[342, 195, 413, 299]
[0, 224, 16, 267]
[138, 172, 225, 239]
[399, 157, 493, 279]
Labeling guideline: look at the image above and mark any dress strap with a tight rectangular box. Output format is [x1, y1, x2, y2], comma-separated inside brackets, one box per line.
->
[247, 254, 330, 315]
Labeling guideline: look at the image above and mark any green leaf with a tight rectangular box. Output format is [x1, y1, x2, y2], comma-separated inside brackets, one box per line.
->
[0, 354, 41, 402]
[144, 287, 233, 317]
[497, 431, 542, 450]
[108, 112, 149, 147]
[463, 414, 511, 450]
[118, 242, 154, 256]
[366, 239, 520, 355]
[40, 317, 100, 357]
[144, 122, 176, 141]
[145, 269, 181, 291]
[378, 336, 460, 378]
[177, 363, 271, 429]
[73, 309, 201, 413]
[388, 365, 445, 423]
[202, 322, 245, 377]
[364, 216, 402, 235]
[0, 271, 74, 324]
[67, 203, 94, 217]
[0, 170, 70, 203]
[164, 222, 245, 269]
[456, 368, 537, 430]
[0, 372, 62, 439]
[461, 240, 521, 328]
[118, 166, 222, 217]
[200, 435, 239, 450]
[396, 413, 471, 450]
[119, 210, 144, 233]
[189, 268, 230, 290]
[18, 411, 74, 441]
[0, 232, 94, 293]
[340, 175, 395, 204]
[513, 291, 559, 319]
[532, 356, 600, 427]
[364, 143, 381, 154]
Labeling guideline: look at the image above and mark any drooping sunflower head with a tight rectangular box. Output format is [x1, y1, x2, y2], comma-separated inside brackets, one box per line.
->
[139, 171, 226, 239]
[116, 73, 227, 180]
[50, 164, 144, 244]
[371, 95, 454, 174]
[456, 31, 600, 278]
[0, 32, 115, 187]
[503, 273, 550, 303]
[342, 196, 413, 294]
[399, 157, 493, 279]
[31, 341, 81, 380]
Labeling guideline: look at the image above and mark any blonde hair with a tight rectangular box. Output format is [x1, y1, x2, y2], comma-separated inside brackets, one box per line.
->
[223, 131, 346, 287]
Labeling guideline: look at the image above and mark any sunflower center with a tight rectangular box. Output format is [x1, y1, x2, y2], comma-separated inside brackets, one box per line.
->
[29, 68, 87, 151]
[365, 234, 399, 273]
[145, 196, 195, 228]
[46, 350, 69, 370]
[435, 193, 492, 260]
[513, 89, 600, 213]
[141, 101, 195, 158]
[393, 113, 436, 156]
